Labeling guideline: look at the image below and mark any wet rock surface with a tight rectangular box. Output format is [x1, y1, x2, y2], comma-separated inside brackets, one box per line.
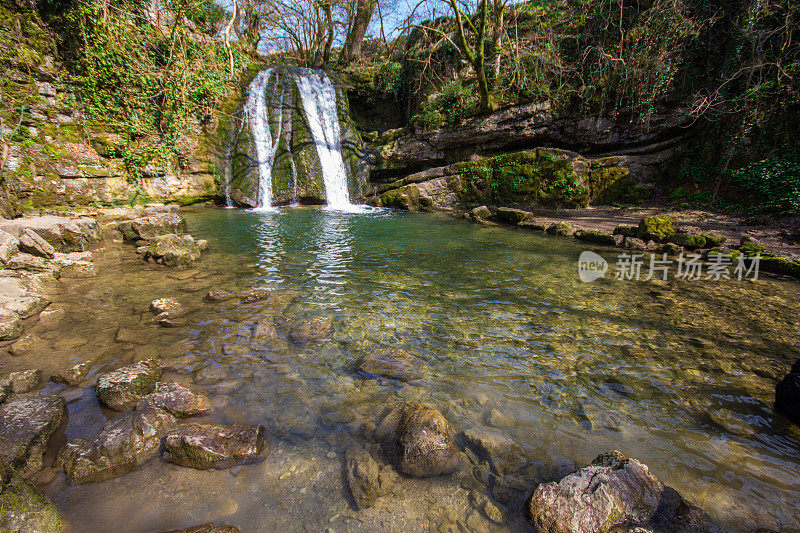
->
[288, 317, 333, 343]
[358, 348, 428, 381]
[116, 210, 187, 242]
[51, 251, 96, 278]
[0, 216, 102, 253]
[345, 446, 398, 510]
[0, 395, 66, 477]
[95, 359, 162, 411]
[144, 234, 203, 267]
[163, 423, 267, 469]
[0, 459, 66, 533]
[58, 404, 177, 483]
[138, 382, 211, 417]
[51, 358, 97, 386]
[527, 451, 710, 533]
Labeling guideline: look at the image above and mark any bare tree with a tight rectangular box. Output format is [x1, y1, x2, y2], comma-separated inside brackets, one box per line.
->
[339, 0, 377, 63]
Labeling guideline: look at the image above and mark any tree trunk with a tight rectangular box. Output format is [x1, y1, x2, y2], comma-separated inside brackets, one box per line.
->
[339, 0, 377, 64]
[475, 56, 493, 112]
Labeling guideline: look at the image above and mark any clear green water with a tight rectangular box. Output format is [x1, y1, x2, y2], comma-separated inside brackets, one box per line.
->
[28, 207, 800, 531]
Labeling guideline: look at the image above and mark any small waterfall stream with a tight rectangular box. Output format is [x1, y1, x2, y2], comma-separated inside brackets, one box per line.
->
[239, 66, 356, 210]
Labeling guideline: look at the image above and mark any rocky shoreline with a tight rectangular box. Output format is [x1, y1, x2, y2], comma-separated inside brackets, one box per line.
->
[0, 203, 797, 532]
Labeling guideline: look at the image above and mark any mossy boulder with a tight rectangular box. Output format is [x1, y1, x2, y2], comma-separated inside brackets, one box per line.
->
[495, 207, 533, 224]
[574, 230, 621, 247]
[666, 233, 707, 249]
[470, 205, 491, 220]
[546, 222, 577, 236]
[163, 423, 267, 469]
[379, 185, 422, 211]
[612, 225, 638, 238]
[701, 231, 727, 247]
[0, 468, 66, 533]
[637, 216, 677, 242]
[95, 359, 162, 411]
[143, 234, 203, 267]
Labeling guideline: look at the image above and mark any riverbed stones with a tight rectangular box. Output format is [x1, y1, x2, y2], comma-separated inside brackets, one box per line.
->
[495, 207, 533, 224]
[358, 348, 428, 382]
[117, 211, 187, 241]
[0, 460, 66, 533]
[4, 253, 59, 276]
[0, 310, 23, 340]
[95, 359, 162, 411]
[0, 216, 102, 252]
[7, 369, 42, 393]
[288, 317, 333, 343]
[58, 404, 177, 483]
[150, 298, 185, 315]
[0, 395, 66, 477]
[138, 382, 211, 417]
[162, 423, 267, 469]
[51, 358, 97, 386]
[378, 403, 461, 477]
[345, 446, 398, 509]
[144, 234, 202, 267]
[18, 229, 56, 259]
[527, 451, 709, 533]
[205, 290, 235, 302]
[51, 252, 96, 278]
[775, 358, 800, 425]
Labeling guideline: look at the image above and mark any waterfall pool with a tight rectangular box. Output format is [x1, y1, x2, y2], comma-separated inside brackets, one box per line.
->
[18, 206, 800, 531]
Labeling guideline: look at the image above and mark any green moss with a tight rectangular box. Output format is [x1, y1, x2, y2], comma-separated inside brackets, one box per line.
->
[666, 233, 707, 249]
[637, 216, 677, 241]
[0, 477, 66, 532]
[167, 194, 215, 206]
[546, 222, 577, 236]
[380, 185, 421, 211]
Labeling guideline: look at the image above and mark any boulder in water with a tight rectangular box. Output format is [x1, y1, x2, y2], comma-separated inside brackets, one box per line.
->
[0, 216, 102, 252]
[144, 234, 203, 267]
[95, 359, 162, 411]
[775, 358, 800, 425]
[0, 395, 66, 477]
[137, 382, 211, 417]
[116, 211, 187, 242]
[51, 358, 97, 386]
[0, 458, 66, 533]
[527, 451, 710, 533]
[51, 252, 96, 278]
[358, 348, 428, 382]
[58, 403, 177, 483]
[345, 446, 398, 510]
[163, 423, 267, 469]
[288, 317, 333, 343]
[150, 298, 185, 315]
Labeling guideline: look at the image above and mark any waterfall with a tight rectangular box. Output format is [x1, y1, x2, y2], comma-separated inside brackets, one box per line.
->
[239, 66, 357, 210]
[294, 69, 354, 210]
[244, 68, 277, 210]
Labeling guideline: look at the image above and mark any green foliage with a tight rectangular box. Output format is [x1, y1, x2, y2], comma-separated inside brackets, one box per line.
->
[413, 79, 480, 129]
[728, 148, 800, 213]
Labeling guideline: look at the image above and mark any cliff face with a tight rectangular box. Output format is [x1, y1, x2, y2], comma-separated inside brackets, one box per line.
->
[0, 1, 220, 215]
[360, 100, 692, 211]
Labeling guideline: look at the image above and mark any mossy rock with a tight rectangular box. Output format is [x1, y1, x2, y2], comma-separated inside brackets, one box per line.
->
[612, 225, 638, 238]
[666, 233, 707, 249]
[701, 231, 727, 247]
[759, 255, 800, 277]
[495, 207, 533, 224]
[0, 474, 66, 532]
[637, 216, 677, 242]
[574, 229, 620, 246]
[738, 236, 771, 256]
[656, 242, 683, 255]
[546, 222, 577, 236]
[380, 185, 422, 211]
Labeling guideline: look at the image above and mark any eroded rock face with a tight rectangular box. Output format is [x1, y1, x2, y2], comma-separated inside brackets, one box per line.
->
[19, 228, 56, 259]
[137, 382, 211, 417]
[0, 230, 19, 265]
[377, 403, 462, 478]
[0, 395, 66, 477]
[58, 405, 177, 483]
[51, 252, 96, 278]
[288, 317, 333, 343]
[775, 358, 800, 425]
[163, 423, 267, 469]
[358, 349, 428, 382]
[345, 446, 398, 510]
[527, 451, 710, 533]
[96, 359, 162, 411]
[0, 216, 102, 253]
[144, 234, 202, 267]
[117, 212, 187, 242]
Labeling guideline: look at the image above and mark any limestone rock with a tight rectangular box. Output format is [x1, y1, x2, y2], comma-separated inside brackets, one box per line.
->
[527, 451, 710, 533]
[7, 370, 41, 393]
[0, 216, 102, 252]
[150, 298, 185, 315]
[470, 206, 492, 221]
[4, 253, 59, 276]
[0, 464, 66, 533]
[58, 404, 177, 483]
[288, 317, 333, 343]
[574, 229, 621, 247]
[18, 229, 55, 259]
[51, 252, 96, 278]
[0, 395, 66, 477]
[775, 358, 800, 426]
[345, 446, 397, 509]
[117, 212, 187, 241]
[0, 310, 22, 341]
[144, 234, 202, 267]
[51, 358, 96, 386]
[0, 230, 19, 265]
[96, 359, 162, 411]
[137, 382, 211, 417]
[358, 349, 428, 382]
[495, 207, 533, 224]
[163, 423, 267, 469]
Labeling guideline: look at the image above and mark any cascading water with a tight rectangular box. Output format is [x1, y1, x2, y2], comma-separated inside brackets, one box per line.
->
[293, 68, 354, 210]
[238, 66, 357, 210]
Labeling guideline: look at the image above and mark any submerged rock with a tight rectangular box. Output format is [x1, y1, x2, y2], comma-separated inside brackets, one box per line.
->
[527, 451, 710, 533]
[205, 290, 235, 302]
[378, 403, 462, 477]
[358, 348, 428, 382]
[144, 234, 203, 267]
[138, 382, 211, 417]
[345, 446, 397, 510]
[775, 358, 800, 425]
[0, 395, 66, 477]
[58, 404, 177, 483]
[150, 298, 185, 315]
[96, 359, 162, 411]
[51, 252, 96, 278]
[163, 423, 267, 469]
[0, 459, 66, 533]
[288, 317, 333, 343]
[51, 358, 96, 386]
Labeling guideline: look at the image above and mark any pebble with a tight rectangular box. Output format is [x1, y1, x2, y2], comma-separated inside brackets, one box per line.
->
[326, 451, 337, 459]
[279, 472, 291, 480]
